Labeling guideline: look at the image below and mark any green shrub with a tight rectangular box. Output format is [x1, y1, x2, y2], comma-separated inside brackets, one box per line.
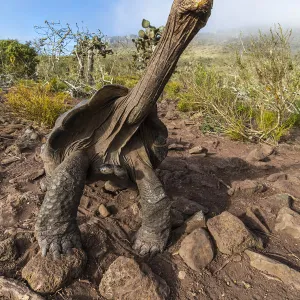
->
[180, 26, 300, 144]
[6, 81, 70, 127]
[48, 77, 68, 92]
[113, 75, 140, 88]
[163, 81, 182, 99]
[0, 40, 38, 80]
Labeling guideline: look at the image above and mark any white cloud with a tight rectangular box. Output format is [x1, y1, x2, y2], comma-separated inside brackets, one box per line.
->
[112, 0, 300, 36]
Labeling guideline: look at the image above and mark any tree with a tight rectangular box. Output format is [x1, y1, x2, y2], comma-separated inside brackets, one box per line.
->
[35, 21, 113, 87]
[0, 40, 38, 82]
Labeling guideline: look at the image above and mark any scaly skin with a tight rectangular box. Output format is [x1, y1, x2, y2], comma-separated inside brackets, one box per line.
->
[36, 148, 171, 258]
[35, 151, 89, 260]
[132, 156, 171, 256]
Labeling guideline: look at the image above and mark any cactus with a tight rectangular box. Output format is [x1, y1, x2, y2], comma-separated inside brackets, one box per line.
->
[132, 19, 164, 70]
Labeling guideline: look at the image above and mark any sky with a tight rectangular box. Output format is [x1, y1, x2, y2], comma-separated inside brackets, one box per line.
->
[0, 0, 300, 41]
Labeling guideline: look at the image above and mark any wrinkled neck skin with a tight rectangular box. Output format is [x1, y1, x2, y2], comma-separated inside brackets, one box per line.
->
[127, 0, 213, 123]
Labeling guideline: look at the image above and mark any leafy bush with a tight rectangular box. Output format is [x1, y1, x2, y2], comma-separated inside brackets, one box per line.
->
[180, 26, 300, 144]
[6, 81, 70, 127]
[0, 40, 38, 80]
[163, 81, 182, 100]
[48, 77, 68, 92]
[113, 75, 140, 88]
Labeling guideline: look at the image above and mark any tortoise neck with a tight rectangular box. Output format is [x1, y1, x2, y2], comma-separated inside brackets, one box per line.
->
[127, 0, 212, 123]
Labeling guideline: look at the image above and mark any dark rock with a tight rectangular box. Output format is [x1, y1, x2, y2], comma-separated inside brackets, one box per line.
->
[99, 256, 170, 300]
[179, 228, 214, 271]
[171, 209, 185, 228]
[207, 212, 262, 255]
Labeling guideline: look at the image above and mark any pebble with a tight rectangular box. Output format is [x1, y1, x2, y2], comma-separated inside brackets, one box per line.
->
[99, 204, 111, 218]
[189, 146, 208, 156]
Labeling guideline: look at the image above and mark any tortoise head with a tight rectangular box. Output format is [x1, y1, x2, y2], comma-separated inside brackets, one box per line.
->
[177, 0, 213, 14]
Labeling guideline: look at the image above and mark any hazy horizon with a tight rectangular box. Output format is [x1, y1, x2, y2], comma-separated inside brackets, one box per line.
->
[0, 1, 299, 41]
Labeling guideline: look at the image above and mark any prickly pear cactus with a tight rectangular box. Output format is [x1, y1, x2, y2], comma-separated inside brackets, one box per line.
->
[132, 19, 164, 70]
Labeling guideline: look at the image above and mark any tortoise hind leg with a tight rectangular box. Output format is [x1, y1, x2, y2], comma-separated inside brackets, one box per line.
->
[35, 151, 89, 259]
[133, 159, 171, 256]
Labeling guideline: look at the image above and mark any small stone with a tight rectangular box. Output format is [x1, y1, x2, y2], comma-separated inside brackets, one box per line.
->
[184, 120, 195, 125]
[179, 228, 214, 271]
[275, 207, 300, 240]
[178, 271, 186, 280]
[168, 143, 185, 151]
[245, 250, 300, 290]
[1, 156, 20, 165]
[22, 249, 87, 294]
[0, 277, 44, 300]
[131, 203, 140, 216]
[99, 256, 170, 300]
[171, 196, 209, 215]
[103, 181, 125, 194]
[246, 145, 274, 162]
[189, 146, 208, 156]
[207, 212, 261, 255]
[229, 180, 267, 197]
[184, 211, 206, 233]
[30, 132, 39, 141]
[267, 172, 287, 182]
[24, 128, 34, 135]
[99, 204, 111, 218]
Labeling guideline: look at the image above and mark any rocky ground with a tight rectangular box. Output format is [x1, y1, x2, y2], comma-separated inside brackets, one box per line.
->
[1, 99, 300, 300]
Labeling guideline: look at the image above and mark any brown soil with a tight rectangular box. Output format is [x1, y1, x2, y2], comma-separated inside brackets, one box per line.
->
[1, 99, 300, 300]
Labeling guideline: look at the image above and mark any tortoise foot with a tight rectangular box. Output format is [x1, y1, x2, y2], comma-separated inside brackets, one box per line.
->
[133, 226, 170, 257]
[36, 222, 82, 260]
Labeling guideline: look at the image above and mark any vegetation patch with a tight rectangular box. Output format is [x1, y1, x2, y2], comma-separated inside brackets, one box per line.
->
[6, 81, 70, 127]
[178, 26, 300, 144]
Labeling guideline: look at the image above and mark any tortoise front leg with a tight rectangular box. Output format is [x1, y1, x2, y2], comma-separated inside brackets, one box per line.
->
[133, 160, 171, 256]
[35, 151, 89, 259]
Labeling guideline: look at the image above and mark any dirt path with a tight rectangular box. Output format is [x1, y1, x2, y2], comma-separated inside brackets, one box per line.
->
[1, 100, 300, 299]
